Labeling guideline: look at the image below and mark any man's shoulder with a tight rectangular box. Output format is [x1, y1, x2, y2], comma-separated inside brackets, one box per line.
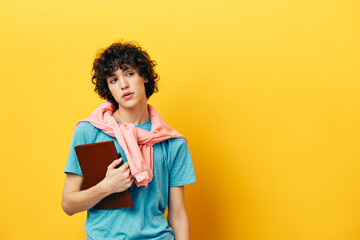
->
[73, 121, 104, 142]
[161, 137, 188, 153]
[75, 121, 100, 133]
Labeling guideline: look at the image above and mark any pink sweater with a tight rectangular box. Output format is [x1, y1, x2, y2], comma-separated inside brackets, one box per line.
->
[77, 101, 186, 187]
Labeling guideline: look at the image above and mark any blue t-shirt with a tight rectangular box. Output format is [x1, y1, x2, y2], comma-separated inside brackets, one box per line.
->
[64, 120, 196, 240]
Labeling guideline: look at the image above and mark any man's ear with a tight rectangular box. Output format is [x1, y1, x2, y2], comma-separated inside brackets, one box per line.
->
[144, 79, 149, 83]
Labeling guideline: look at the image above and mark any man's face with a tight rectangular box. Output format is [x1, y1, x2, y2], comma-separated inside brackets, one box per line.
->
[106, 66, 148, 110]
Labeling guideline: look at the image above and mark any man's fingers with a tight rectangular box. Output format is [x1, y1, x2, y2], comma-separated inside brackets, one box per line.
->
[113, 161, 131, 177]
[108, 158, 123, 169]
[119, 163, 132, 177]
[119, 161, 129, 170]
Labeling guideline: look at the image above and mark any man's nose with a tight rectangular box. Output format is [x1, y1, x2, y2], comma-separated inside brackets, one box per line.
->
[119, 77, 129, 89]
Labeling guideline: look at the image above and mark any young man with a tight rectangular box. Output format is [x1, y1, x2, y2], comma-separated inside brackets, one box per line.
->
[62, 41, 196, 240]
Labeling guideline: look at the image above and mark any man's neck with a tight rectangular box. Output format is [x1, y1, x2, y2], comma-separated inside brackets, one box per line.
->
[113, 102, 150, 125]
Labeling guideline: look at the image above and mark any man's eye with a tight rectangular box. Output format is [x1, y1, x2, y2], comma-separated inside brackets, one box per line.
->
[110, 78, 117, 83]
[127, 72, 134, 77]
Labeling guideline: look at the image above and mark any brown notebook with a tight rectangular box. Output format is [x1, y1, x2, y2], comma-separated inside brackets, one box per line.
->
[74, 140, 133, 210]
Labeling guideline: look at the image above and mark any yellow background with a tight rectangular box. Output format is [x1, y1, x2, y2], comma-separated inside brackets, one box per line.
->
[1, 0, 359, 239]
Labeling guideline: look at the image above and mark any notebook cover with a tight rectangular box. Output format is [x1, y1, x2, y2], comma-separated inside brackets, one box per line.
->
[74, 140, 133, 210]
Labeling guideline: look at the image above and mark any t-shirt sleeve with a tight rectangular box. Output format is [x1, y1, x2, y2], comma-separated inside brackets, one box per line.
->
[168, 138, 196, 187]
[64, 122, 93, 176]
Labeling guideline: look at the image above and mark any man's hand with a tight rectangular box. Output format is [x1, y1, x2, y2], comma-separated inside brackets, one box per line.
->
[100, 158, 133, 195]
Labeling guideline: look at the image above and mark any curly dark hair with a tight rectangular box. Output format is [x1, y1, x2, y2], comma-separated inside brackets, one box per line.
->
[91, 41, 159, 110]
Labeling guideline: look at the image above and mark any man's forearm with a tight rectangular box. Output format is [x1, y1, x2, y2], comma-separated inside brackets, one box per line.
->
[168, 211, 191, 240]
[62, 159, 133, 216]
[62, 181, 109, 216]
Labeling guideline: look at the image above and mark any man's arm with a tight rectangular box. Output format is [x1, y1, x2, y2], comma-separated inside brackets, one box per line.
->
[61, 158, 133, 216]
[167, 186, 190, 240]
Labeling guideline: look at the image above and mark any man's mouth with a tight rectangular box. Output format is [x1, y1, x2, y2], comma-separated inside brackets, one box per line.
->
[122, 92, 134, 99]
